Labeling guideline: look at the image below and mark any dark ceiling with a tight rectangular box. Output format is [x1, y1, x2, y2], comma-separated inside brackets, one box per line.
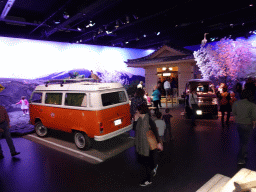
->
[0, 0, 256, 49]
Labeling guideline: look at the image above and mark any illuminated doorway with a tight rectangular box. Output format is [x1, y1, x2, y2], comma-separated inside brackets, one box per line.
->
[157, 66, 178, 81]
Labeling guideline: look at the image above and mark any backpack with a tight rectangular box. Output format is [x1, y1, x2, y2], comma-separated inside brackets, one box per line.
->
[220, 92, 229, 105]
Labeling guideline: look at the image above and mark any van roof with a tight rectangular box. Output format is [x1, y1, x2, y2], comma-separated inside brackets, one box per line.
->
[34, 82, 124, 91]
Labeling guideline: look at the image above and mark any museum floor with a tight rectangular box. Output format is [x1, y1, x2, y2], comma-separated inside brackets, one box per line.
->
[1, 105, 256, 192]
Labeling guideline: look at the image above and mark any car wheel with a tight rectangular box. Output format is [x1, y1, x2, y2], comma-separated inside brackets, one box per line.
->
[35, 122, 48, 137]
[74, 131, 91, 150]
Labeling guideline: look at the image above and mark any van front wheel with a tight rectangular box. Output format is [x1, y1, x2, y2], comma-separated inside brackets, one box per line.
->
[74, 132, 91, 150]
[35, 122, 48, 137]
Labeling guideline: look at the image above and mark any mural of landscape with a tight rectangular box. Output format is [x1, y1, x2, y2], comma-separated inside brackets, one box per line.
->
[0, 36, 152, 111]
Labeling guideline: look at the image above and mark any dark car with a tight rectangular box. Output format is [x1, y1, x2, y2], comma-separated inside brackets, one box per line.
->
[182, 79, 218, 119]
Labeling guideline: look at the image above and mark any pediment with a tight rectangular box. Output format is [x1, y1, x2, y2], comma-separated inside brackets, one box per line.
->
[149, 45, 186, 59]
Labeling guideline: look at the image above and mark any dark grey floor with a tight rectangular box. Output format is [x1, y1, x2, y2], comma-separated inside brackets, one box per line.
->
[1, 105, 256, 192]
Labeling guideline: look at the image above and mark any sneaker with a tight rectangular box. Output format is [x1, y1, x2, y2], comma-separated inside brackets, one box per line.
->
[152, 164, 158, 177]
[0, 154, 4, 159]
[238, 159, 246, 165]
[140, 181, 152, 186]
[11, 152, 20, 157]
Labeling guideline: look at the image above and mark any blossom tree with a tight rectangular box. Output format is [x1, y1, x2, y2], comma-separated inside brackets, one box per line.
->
[194, 37, 254, 87]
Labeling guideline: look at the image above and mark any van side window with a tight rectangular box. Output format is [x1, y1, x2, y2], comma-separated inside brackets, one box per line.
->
[65, 93, 86, 107]
[31, 92, 43, 103]
[45, 93, 62, 105]
[101, 91, 127, 106]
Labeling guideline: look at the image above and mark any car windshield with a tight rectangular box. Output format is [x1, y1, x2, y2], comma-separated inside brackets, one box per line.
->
[190, 83, 215, 93]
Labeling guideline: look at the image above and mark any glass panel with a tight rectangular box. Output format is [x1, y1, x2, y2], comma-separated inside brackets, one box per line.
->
[101, 91, 127, 106]
[30, 92, 42, 103]
[65, 93, 86, 107]
[45, 93, 62, 105]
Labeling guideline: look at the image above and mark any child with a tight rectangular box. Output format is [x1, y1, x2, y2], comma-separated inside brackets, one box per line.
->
[16, 96, 29, 115]
[144, 92, 152, 106]
[162, 108, 173, 141]
[154, 112, 166, 143]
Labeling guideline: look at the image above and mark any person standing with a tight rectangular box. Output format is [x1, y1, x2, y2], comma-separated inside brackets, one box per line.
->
[189, 87, 198, 126]
[219, 85, 231, 126]
[152, 86, 161, 115]
[137, 81, 144, 89]
[232, 89, 256, 164]
[133, 103, 163, 186]
[154, 112, 166, 143]
[130, 88, 147, 120]
[0, 105, 20, 159]
[164, 79, 171, 101]
[15, 96, 29, 115]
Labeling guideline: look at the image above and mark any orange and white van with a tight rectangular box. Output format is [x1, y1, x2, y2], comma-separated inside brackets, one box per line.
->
[29, 79, 132, 150]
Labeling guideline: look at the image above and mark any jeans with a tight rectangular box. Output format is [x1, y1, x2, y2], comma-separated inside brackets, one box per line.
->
[153, 100, 160, 114]
[0, 121, 16, 154]
[236, 123, 254, 160]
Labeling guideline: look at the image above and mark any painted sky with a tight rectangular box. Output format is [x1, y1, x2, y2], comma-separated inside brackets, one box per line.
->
[0, 36, 154, 79]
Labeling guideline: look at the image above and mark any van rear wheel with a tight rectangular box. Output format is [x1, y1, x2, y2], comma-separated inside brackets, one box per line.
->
[35, 122, 48, 137]
[74, 132, 91, 150]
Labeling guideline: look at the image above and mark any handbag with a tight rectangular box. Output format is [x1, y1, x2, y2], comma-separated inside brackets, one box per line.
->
[146, 130, 158, 150]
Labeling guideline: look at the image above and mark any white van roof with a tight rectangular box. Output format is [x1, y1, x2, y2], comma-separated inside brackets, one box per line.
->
[34, 82, 124, 91]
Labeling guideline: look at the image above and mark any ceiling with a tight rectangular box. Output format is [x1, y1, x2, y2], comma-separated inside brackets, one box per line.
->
[0, 0, 256, 50]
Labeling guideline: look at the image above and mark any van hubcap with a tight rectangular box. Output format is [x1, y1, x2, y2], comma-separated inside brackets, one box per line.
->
[75, 133, 85, 148]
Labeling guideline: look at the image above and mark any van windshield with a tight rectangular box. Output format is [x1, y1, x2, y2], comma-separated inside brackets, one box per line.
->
[101, 91, 127, 106]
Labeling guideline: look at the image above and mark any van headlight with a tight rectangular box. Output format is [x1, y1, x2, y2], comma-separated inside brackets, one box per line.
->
[196, 110, 202, 115]
[212, 98, 218, 105]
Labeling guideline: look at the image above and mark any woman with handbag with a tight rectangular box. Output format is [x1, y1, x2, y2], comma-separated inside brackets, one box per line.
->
[133, 103, 163, 186]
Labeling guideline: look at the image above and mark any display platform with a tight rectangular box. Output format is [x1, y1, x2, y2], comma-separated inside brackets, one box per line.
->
[23, 131, 134, 164]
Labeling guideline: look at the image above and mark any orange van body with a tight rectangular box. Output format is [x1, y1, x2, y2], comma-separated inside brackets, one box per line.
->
[29, 103, 131, 139]
[29, 81, 132, 144]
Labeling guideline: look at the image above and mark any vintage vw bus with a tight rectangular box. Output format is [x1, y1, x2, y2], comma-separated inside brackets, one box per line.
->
[29, 79, 132, 150]
[183, 79, 218, 119]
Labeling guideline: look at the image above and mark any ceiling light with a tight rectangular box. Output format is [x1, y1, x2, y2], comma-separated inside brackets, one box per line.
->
[169, 67, 173, 70]
[106, 31, 112, 34]
[77, 27, 82, 31]
[126, 16, 129, 24]
[125, 41, 129, 44]
[54, 20, 60, 24]
[86, 21, 95, 28]
[162, 67, 166, 71]
[143, 34, 147, 37]
[115, 20, 119, 28]
[249, 4, 253, 6]
[63, 12, 69, 19]
[157, 32, 160, 35]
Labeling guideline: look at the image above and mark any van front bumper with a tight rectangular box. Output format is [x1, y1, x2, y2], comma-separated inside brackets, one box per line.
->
[94, 124, 133, 141]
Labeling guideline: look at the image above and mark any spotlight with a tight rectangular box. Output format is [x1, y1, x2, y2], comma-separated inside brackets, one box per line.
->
[86, 20, 95, 28]
[125, 41, 129, 44]
[115, 20, 119, 28]
[54, 20, 60, 24]
[157, 32, 160, 35]
[143, 34, 147, 37]
[77, 27, 82, 31]
[63, 12, 69, 19]
[126, 16, 129, 24]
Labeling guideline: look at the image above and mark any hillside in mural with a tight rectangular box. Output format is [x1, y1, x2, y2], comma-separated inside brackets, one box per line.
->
[0, 69, 145, 111]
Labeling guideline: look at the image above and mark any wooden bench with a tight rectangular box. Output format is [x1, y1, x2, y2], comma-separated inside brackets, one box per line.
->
[197, 168, 256, 192]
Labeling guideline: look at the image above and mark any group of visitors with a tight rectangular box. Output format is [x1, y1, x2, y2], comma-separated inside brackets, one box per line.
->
[215, 79, 256, 165]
